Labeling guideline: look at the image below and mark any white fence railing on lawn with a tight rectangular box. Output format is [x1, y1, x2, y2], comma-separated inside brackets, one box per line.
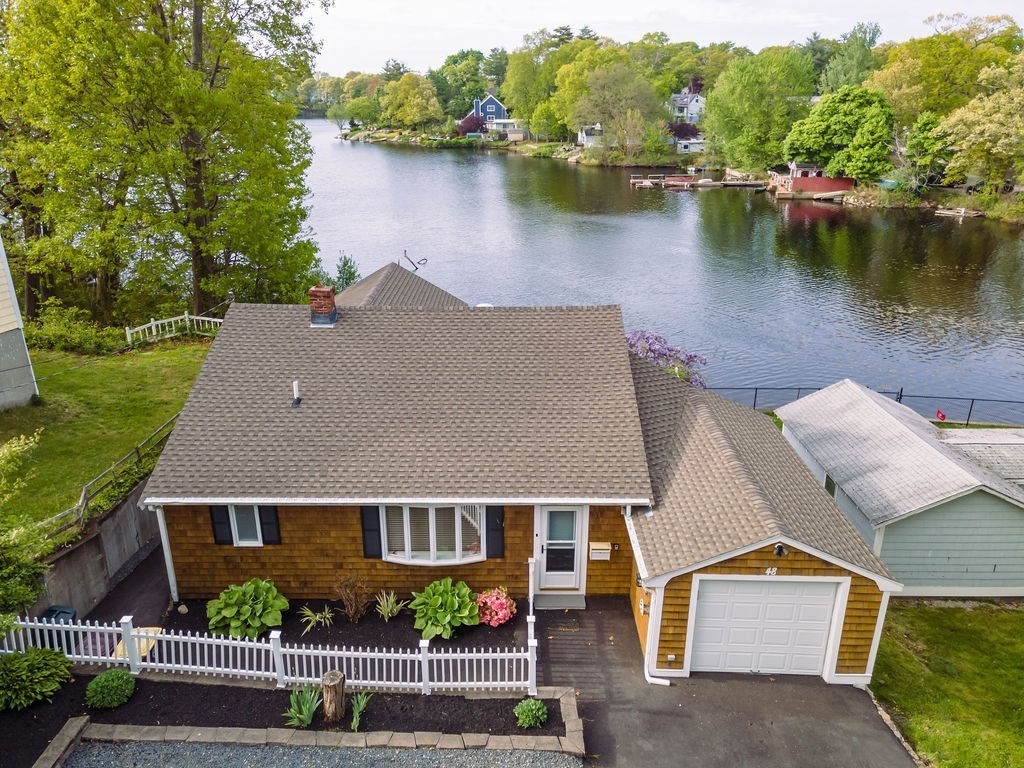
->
[125, 312, 223, 345]
[1, 609, 538, 696]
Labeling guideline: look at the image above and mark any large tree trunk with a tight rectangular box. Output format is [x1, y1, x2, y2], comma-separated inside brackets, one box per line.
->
[184, 0, 216, 316]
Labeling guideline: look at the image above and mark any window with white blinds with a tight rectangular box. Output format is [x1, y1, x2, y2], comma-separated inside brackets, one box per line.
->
[381, 504, 486, 565]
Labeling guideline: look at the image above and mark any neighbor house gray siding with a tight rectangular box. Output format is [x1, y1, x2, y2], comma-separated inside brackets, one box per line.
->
[0, 326, 36, 409]
[880, 490, 1024, 594]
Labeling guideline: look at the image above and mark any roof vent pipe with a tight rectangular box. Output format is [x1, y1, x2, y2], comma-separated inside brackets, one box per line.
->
[291, 380, 302, 408]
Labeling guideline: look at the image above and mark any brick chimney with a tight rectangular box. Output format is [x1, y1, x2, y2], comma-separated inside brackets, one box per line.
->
[308, 285, 337, 326]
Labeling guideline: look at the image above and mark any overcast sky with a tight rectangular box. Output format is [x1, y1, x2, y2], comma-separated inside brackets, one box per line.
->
[310, 1, 1021, 75]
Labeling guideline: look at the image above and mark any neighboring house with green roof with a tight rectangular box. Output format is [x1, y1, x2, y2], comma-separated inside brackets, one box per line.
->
[778, 379, 1024, 597]
[143, 263, 898, 686]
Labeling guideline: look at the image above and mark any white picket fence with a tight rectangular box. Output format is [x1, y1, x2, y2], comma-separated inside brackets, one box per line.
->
[1, 613, 538, 696]
[125, 312, 223, 345]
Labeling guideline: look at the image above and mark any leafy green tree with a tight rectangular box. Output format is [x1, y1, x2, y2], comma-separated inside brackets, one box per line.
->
[577, 64, 663, 135]
[866, 14, 1022, 127]
[801, 32, 839, 78]
[703, 48, 816, 170]
[784, 86, 894, 182]
[819, 22, 882, 92]
[577, 26, 597, 41]
[939, 52, 1024, 188]
[4, 0, 323, 320]
[381, 58, 410, 83]
[552, 25, 575, 45]
[529, 100, 569, 140]
[896, 111, 951, 189]
[501, 32, 593, 132]
[428, 50, 487, 118]
[483, 48, 509, 88]
[380, 73, 444, 129]
[550, 42, 629, 130]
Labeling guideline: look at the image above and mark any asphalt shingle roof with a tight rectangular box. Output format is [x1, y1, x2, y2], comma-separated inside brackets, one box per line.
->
[143, 303, 652, 504]
[629, 359, 888, 580]
[939, 429, 1024, 484]
[335, 263, 467, 309]
[776, 379, 1024, 526]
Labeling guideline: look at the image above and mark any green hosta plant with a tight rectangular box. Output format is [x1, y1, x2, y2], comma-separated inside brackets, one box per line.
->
[283, 685, 321, 729]
[375, 590, 408, 622]
[0, 647, 72, 711]
[409, 577, 479, 640]
[206, 578, 289, 639]
[514, 697, 548, 728]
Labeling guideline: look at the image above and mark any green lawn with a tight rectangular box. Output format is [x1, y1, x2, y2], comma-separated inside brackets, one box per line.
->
[872, 601, 1024, 768]
[0, 340, 208, 523]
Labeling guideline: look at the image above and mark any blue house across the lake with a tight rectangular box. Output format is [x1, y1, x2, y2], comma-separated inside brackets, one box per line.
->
[467, 94, 509, 125]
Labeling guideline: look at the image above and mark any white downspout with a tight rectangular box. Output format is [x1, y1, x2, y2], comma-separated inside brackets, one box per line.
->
[154, 505, 179, 602]
[643, 587, 671, 686]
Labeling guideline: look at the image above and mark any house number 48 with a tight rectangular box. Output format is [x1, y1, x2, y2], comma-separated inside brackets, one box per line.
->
[764, 567, 778, 576]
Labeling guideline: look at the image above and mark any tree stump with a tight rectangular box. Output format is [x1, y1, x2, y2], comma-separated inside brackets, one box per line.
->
[322, 670, 346, 723]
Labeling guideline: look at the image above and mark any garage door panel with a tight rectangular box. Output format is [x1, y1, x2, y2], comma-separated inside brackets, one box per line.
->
[690, 579, 838, 676]
[726, 627, 758, 645]
[730, 602, 765, 621]
[764, 603, 797, 622]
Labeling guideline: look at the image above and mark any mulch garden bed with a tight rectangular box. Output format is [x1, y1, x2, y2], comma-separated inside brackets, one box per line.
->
[162, 597, 530, 649]
[3, 673, 563, 768]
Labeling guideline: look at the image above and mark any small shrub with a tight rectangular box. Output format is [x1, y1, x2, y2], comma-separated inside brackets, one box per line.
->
[85, 669, 136, 709]
[298, 604, 334, 636]
[334, 576, 370, 624]
[23, 298, 125, 354]
[374, 590, 408, 622]
[476, 586, 517, 628]
[350, 691, 372, 732]
[0, 647, 72, 711]
[206, 578, 289, 639]
[409, 577, 479, 640]
[514, 697, 548, 729]
[283, 685, 321, 729]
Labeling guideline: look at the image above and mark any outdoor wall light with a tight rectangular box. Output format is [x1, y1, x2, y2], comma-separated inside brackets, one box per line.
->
[774, 544, 789, 557]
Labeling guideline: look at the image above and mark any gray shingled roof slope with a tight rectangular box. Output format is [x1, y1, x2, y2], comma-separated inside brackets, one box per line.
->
[629, 359, 888, 580]
[939, 429, 1024, 483]
[776, 379, 1024, 526]
[335, 263, 467, 308]
[144, 303, 652, 504]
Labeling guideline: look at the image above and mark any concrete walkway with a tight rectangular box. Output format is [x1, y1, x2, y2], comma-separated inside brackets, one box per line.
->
[536, 597, 915, 768]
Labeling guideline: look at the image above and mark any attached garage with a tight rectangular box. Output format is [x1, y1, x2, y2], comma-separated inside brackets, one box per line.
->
[626, 359, 902, 686]
[689, 578, 837, 675]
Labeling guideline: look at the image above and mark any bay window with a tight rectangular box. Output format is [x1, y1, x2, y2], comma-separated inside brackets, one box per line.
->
[383, 504, 484, 564]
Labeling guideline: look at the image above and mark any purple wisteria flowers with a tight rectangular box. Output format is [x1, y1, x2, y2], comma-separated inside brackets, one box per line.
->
[626, 330, 707, 388]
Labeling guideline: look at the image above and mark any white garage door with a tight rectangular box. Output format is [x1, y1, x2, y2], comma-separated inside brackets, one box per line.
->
[690, 579, 837, 675]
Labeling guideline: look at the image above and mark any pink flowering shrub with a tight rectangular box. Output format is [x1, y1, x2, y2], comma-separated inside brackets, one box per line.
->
[476, 586, 517, 628]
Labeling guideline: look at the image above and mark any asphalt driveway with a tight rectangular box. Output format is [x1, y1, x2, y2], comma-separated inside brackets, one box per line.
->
[536, 597, 916, 768]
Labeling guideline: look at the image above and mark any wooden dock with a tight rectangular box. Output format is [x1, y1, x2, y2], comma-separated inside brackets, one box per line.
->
[629, 174, 765, 191]
[935, 207, 982, 218]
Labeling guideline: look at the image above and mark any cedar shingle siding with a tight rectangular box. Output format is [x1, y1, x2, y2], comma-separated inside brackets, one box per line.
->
[656, 545, 883, 676]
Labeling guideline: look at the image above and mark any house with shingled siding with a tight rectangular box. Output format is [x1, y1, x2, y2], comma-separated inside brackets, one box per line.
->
[143, 263, 899, 686]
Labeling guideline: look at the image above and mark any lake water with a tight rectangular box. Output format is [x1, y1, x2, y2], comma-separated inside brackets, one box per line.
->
[301, 120, 1024, 422]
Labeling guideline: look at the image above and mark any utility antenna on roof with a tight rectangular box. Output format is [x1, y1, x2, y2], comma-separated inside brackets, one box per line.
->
[402, 249, 427, 271]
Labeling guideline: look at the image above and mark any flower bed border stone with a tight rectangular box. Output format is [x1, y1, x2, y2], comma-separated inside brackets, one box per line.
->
[52, 686, 583, 764]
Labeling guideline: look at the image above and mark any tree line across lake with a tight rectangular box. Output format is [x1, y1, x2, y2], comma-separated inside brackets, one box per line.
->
[1, 10, 1022, 333]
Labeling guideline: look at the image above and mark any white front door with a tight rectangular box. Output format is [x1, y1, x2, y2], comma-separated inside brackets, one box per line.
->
[537, 506, 585, 590]
[690, 579, 837, 675]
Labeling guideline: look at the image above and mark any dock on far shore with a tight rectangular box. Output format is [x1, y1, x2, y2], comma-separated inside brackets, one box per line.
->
[629, 173, 766, 191]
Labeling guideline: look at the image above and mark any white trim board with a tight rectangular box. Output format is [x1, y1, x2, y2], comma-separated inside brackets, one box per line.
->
[642, 536, 901, 592]
[144, 495, 650, 507]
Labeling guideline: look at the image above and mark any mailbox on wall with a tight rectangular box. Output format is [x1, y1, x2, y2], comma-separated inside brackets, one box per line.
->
[589, 541, 612, 561]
